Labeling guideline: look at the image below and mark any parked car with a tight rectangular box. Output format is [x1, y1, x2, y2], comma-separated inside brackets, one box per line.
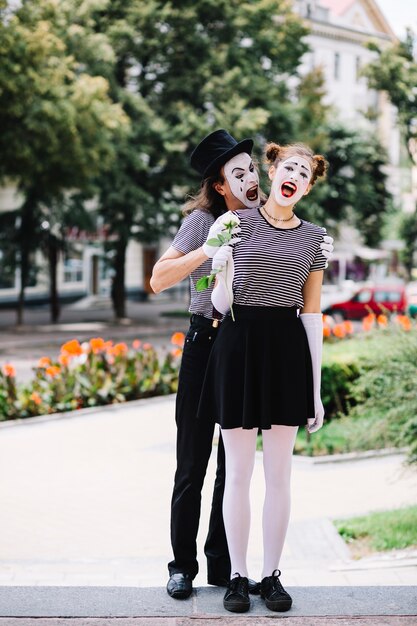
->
[323, 285, 407, 320]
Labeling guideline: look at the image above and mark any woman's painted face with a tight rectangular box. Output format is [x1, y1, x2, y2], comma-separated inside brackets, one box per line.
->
[271, 156, 312, 207]
[223, 153, 259, 208]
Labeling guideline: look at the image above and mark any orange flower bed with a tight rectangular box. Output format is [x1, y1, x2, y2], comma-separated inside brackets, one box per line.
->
[2, 363, 16, 378]
[0, 333, 185, 421]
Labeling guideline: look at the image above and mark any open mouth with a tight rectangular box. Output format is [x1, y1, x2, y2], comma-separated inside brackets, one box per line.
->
[281, 181, 297, 198]
[246, 185, 259, 202]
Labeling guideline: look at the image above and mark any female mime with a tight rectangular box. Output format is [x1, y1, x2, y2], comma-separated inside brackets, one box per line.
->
[198, 142, 329, 613]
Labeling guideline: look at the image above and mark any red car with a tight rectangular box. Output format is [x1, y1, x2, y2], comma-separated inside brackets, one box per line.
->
[324, 285, 407, 320]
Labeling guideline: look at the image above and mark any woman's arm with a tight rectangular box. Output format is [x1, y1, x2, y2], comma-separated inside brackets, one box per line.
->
[301, 270, 324, 314]
[150, 246, 208, 293]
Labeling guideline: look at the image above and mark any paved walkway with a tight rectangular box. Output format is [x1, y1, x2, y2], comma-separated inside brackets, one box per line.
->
[1, 396, 416, 589]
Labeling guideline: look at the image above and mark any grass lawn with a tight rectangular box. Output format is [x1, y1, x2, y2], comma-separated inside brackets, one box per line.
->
[334, 506, 417, 559]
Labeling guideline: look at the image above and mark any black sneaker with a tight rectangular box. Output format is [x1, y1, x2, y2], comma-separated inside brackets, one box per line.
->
[208, 575, 260, 595]
[260, 569, 292, 612]
[223, 573, 250, 613]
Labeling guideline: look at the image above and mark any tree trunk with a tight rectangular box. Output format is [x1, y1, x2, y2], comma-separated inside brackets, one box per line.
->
[17, 194, 37, 325]
[48, 234, 60, 323]
[17, 244, 28, 326]
[111, 236, 128, 319]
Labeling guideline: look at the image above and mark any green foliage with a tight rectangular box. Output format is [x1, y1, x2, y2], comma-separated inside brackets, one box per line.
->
[398, 209, 417, 280]
[298, 328, 417, 462]
[0, 0, 129, 321]
[0, 0, 128, 191]
[363, 31, 417, 163]
[0, 368, 17, 420]
[347, 330, 417, 424]
[362, 31, 417, 278]
[335, 506, 417, 553]
[304, 123, 393, 245]
[90, 0, 310, 238]
[321, 360, 360, 420]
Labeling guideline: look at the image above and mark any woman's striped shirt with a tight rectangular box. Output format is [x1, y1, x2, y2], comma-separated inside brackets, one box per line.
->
[172, 209, 217, 319]
[232, 207, 328, 309]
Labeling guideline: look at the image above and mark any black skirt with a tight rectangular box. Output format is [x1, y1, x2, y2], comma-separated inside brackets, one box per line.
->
[197, 305, 314, 429]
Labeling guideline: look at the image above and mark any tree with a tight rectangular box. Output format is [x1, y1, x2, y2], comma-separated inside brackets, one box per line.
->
[294, 123, 393, 247]
[363, 31, 417, 163]
[85, 0, 311, 317]
[0, 0, 128, 322]
[363, 30, 417, 277]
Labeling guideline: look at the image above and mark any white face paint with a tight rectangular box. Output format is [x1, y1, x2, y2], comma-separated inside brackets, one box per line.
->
[271, 156, 312, 207]
[223, 153, 259, 208]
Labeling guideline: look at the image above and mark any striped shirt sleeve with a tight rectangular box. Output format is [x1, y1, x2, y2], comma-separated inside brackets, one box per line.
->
[310, 228, 329, 272]
[172, 210, 212, 255]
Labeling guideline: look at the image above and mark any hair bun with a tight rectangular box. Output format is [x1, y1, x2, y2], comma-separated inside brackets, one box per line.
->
[265, 142, 282, 164]
[313, 155, 328, 178]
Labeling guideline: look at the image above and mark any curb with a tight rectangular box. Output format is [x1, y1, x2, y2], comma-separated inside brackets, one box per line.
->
[294, 447, 408, 464]
[0, 394, 176, 429]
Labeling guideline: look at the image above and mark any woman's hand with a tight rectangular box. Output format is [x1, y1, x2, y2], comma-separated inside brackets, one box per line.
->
[307, 398, 324, 433]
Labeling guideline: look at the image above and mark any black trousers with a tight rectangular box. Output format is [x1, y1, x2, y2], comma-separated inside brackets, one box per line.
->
[168, 315, 230, 582]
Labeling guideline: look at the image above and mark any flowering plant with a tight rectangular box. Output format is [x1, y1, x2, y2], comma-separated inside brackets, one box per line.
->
[0, 332, 185, 421]
[195, 215, 240, 320]
[195, 214, 240, 292]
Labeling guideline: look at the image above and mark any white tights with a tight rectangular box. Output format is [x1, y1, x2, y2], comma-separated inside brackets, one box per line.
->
[221, 425, 298, 580]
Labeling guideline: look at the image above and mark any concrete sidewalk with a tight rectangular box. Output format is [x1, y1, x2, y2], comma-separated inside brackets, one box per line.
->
[0, 396, 416, 589]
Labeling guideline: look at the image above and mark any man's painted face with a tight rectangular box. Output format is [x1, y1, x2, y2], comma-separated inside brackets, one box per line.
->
[271, 156, 312, 207]
[223, 153, 259, 208]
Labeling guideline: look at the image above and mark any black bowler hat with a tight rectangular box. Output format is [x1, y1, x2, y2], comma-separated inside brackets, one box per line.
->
[190, 129, 254, 180]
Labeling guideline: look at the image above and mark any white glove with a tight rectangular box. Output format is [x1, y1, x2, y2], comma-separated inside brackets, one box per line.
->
[211, 245, 234, 314]
[320, 235, 334, 266]
[300, 313, 324, 433]
[202, 213, 241, 258]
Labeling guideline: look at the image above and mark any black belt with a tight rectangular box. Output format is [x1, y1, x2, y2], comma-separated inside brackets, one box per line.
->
[190, 313, 222, 328]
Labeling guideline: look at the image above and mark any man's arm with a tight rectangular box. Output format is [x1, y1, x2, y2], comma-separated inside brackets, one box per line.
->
[150, 246, 208, 293]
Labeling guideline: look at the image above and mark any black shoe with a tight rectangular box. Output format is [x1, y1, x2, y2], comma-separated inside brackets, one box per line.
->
[208, 575, 260, 595]
[223, 574, 250, 613]
[260, 569, 292, 612]
[166, 573, 192, 599]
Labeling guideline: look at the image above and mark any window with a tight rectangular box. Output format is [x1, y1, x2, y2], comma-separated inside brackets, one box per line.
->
[63, 250, 83, 283]
[353, 289, 372, 303]
[334, 52, 340, 80]
[374, 291, 401, 303]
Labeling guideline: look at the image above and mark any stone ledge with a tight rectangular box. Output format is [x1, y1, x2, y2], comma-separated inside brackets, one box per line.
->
[0, 586, 415, 618]
[1, 618, 416, 626]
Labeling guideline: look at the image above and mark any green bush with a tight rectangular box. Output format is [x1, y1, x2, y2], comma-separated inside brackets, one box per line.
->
[346, 329, 417, 460]
[297, 327, 417, 463]
[321, 360, 360, 420]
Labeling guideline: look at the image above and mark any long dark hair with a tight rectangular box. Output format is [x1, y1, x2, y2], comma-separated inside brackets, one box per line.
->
[182, 173, 227, 218]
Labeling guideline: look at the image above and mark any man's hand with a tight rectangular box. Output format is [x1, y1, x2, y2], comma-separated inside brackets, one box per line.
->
[320, 235, 334, 265]
[202, 214, 241, 258]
